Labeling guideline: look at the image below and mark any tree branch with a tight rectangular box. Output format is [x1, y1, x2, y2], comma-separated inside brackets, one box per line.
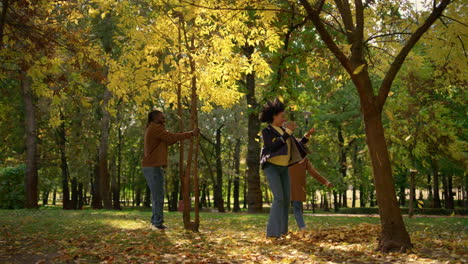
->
[334, 0, 355, 43]
[376, 0, 452, 111]
[299, 0, 353, 73]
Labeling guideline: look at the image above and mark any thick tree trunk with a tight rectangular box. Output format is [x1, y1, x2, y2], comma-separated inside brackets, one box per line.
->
[91, 159, 102, 209]
[363, 111, 412, 252]
[57, 113, 72, 210]
[21, 69, 38, 209]
[244, 45, 262, 213]
[99, 88, 112, 209]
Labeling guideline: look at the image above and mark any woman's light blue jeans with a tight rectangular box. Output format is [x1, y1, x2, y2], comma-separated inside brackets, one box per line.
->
[264, 163, 290, 237]
[292, 201, 306, 229]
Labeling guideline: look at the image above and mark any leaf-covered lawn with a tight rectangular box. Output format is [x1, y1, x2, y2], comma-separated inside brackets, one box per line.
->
[0, 207, 466, 263]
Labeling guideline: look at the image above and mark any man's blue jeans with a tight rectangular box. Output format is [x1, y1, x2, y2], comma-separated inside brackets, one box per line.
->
[142, 166, 165, 226]
[292, 201, 306, 229]
[264, 163, 290, 237]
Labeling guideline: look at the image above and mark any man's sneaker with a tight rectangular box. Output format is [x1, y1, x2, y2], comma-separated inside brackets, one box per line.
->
[153, 224, 168, 230]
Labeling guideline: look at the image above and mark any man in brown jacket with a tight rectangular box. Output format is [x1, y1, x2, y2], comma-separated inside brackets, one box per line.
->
[142, 110, 199, 230]
[289, 128, 333, 231]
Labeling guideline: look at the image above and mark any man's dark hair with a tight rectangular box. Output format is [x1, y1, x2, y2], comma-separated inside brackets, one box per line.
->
[147, 110, 162, 127]
[259, 98, 285, 123]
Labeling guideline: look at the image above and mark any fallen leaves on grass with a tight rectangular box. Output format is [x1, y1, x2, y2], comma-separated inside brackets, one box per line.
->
[0, 210, 466, 264]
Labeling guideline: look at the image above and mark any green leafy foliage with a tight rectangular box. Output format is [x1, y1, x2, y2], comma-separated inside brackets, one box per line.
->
[0, 165, 25, 209]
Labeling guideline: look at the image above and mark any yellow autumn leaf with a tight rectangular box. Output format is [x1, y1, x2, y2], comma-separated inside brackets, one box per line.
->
[353, 64, 366, 75]
[385, 110, 395, 121]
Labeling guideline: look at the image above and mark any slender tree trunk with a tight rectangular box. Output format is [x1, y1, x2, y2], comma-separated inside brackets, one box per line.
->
[112, 126, 123, 210]
[399, 184, 406, 206]
[323, 191, 329, 211]
[243, 45, 262, 213]
[333, 191, 338, 212]
[42, 190, 49, 206]
[143, 185, 151, 208]
[71, 177, 78, 209]
[182, 40, 200, 231]
[227, 176, 232, 210]
[337, 126, 347, 208]
[21, 69, 38, 209]
[408, 170, 416, 218]
[214, 126, 225, 212]
[233, 138, 241, 212]
[177, 40, 186, 214]
[0, 0, 9, 47]
[352, 186, 356, 208]
[432, 159, 441, 208]
[359, 184, 365, 207]
[52, 188, 57, 205]
[78, 182, 84, 209]
[135, 186, 141, 207]
[446, 174, 454, 209]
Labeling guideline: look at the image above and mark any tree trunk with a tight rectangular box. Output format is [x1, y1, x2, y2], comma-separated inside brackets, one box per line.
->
[244, 45, 262, 213]
[52, 188, 57, 205]
[182, 42, 200, 231]
[91, 159, 102, 209]
[337, 125, 347, 208]
[42, 190, 49, 206]
[99, 88, 112, 209]
[135, 186, 141, 207]
[112, 125, 123, 210]
[227, 177, 232, 210]
[399, 184, 406, 206]
[57, 112, 72, 210]
[363, 111, 412, 252]
[143, 185, 151, 208]
[408, 170, 416, 218]
[323, 191, 329, 211]
[21, 69, 38, 209]
[71, 177, 78, 209]
[446, 174, 454, 209]
[352, 186, 356, 208]
[78, 182, 84, 209]
[432, 159, 441, 208]
[233, 138, 241, 212]
[214, 126, 225, 212]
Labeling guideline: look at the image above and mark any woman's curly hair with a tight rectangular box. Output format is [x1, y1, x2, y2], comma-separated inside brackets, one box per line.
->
[258, 98, 285, 123]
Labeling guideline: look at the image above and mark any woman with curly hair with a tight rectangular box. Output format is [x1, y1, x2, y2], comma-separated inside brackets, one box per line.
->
[259, 98, 311, 238]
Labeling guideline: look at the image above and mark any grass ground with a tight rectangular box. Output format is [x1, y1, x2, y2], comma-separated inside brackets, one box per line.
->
[0, 206, 466, 263]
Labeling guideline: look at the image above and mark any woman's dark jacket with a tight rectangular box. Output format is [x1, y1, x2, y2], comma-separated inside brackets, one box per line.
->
[260, 124, 309, 169]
